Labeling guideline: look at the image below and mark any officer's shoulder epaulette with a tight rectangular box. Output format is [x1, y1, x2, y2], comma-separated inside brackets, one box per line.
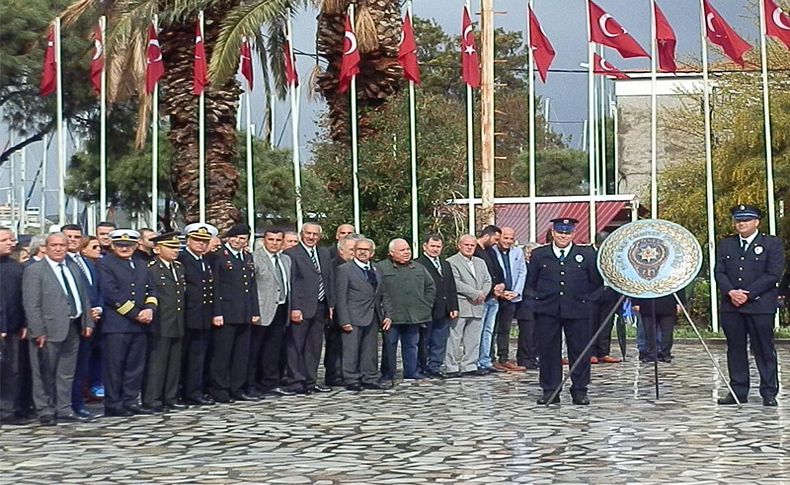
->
[173, 260, 183, 266]
[148, 260, 157, 267]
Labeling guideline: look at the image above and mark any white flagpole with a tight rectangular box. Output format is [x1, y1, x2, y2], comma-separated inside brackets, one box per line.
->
[245, 76, 255, 247]
[99, 15, 108, 220]
[585, 3, 596, 242]
[465, 1, 475, 234]
[40, 135, 48, 233]
[55, 17, 66, 226]
[650, 0, 658, 218]
[9, 136, 16, 231]
[198, 10, 206, 223]
[349, 4, 361, 233]
[758, 0, 777, 236]
[151, 15, 159, 229]
[19, 147, 27, 231]
[287, 19, 303, 231]
[611, 93, 619, 194]
[527, 0, 537, 242]
[270, 94, 276, 147]
[699, 0, 719, 332]
[407, 1, 419, 253]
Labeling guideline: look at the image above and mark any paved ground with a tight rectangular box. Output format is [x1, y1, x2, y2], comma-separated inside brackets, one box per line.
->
[1, 343, 789, 484]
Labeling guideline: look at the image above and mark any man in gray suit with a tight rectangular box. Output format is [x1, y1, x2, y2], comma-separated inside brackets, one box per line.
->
[335, 237, 390, 391]
[22, 232, 94, 425]
[249, 227, 292, 397]
[446, 235, 491, 377]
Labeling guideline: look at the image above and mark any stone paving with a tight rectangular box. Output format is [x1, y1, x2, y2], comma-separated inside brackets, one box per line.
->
[1, 343, 789, 484]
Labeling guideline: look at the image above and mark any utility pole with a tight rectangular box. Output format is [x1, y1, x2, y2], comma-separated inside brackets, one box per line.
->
[479, 0, 495, 226]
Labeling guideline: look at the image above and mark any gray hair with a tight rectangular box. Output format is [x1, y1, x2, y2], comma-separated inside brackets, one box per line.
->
[355, 237, 376, 251]
[457, 234, 476, 246]
[301, 223, 322, 235]
[337, 233, 362, 250]
[28, 235, 47, 255]
[45, 232, 67, 245]
[388, 238, 409, 252]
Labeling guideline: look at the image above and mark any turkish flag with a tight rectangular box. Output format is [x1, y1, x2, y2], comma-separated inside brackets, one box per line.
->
[588, 0, 649, 58]
[528, 7, 555, 83]
[284, 39, 299, 87]
[145, 24, 165, 94]
[39, 27, 57, 97]
[193, 20, 208, 95]
[654, 1, 677, 73]
[461, 5, 480, 88]
[339, 15, 360, 94]
[765, 0, 790, 50]
[240, 37, 254, 90]
[399, 12, 420, 84]
[90, 23, 104, 95]
[593, 52, 629, 80]
[703, 0, 751, 67]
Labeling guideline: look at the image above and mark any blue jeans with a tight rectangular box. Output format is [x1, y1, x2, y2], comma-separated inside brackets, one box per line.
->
[419, 318, 451, 374]
[383, 324, 421, 380]
[477, 298, 499, 369]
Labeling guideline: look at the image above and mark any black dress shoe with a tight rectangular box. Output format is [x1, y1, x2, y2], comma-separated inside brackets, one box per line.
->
[74, 408, 96, 419]
[361, 382, 385, 390]
[717, 394, 746, 405]
[763, 396, 778, 407]
[346, 383, 362, 392]
[486, 366, 504, 374]
[186, 396, 214, 406]
[142, 404, 164, 413]
[571, 393, 590, 405]
[212, 394, 235, 404]
[125, 404, 156, 415]
[312, 385, 332, 393]
[164, 402, 189, 410]
[427, 371, 448, 379]
[104, 407, 134, 417]
[326, 380, 344, 387]
[270, 387, 298, 396]
[39, 415, 57, 426]
[445, 372, 463, 379]
[536, 393, 560, 405]
[230, 392, 258, 402]
[58, 413, 92, 423]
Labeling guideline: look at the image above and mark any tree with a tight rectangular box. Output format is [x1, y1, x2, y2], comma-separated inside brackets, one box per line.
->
[513, 148, 589, 196]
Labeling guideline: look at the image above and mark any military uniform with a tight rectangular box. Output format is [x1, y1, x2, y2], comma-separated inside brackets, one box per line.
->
[98, 231, 158, 415]
[142, 233, 186, 410]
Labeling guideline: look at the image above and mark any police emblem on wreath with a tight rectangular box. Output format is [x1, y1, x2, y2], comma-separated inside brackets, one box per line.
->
[597, 219, 702, 298]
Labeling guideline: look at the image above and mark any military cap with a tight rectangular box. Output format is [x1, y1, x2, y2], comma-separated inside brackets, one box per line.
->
[151, 231, 182, 248]
[225, 223, 251, 238]
[550, 218, 579, 234]
[185, 222, 218, 241]
[109, 229, 140, 246]
[730, 204, 762, 221]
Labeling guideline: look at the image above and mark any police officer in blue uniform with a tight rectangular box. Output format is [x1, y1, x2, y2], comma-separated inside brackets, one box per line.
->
[714, 204, 785, 407]
[97, 230, 158, 416]
[526, 218, 603, 405]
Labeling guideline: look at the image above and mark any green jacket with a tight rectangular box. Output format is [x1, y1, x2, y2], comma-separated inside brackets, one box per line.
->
[377, 259, 436, 325]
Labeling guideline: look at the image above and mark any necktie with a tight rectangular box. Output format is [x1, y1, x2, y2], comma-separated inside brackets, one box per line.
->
[59, 263, 78, 317]
[72, 254, 92, 285]
[433, 258, 443, 275]
[502, 250, 513, 290]
[364, 266, 377, 287]
[740, 239, 748, 253]
[310, 248, 325, 301]
[559, 249, 566, 263]
[129, 259, 135, 270]
[273, 254, 286, 298]
[198, 256, 206, 272]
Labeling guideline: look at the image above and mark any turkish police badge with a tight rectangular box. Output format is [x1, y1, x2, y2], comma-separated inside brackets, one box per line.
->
[597, 219, 702, 298]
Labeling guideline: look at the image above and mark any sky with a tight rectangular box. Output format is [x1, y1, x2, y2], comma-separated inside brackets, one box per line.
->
[0, 0, 771, 222]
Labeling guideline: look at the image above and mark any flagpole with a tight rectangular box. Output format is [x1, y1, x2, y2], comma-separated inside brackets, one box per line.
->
[149, 16, 160, 229]
[527, 0, 537, 243]
[650, 0, 658, 218]
[349, 4, 361, 233]
[465, 1, 475, 234]
[286, 19, 303, 231]
[758, 0, 777, 236]
[99, 15, 107, 220]
[405, 2, 420, 253]
[55, 17, 66, 226]
[600, 68, 607, 195]
[198, 10, 206, 223]
[611, 93, 619, 194]
[585, 2, 596, 242]
[699, 0, 719, 332]
[269, 93, 276, 147]
[245, 94, 255, 248]
[40, 135, 48, 233]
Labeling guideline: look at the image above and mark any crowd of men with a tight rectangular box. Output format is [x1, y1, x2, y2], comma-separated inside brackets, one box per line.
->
[0, 203, 785, 426]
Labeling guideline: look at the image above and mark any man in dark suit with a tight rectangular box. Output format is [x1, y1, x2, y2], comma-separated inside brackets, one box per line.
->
[526, 218, 603, 405]
[325, 228, 358, 387]
[98, 229, 158, 416]
[179, 223, 218, 406]
[62, 224, 103, 419]
[415, 234, 458, 378]
[142, 232, 187, 412]
[335, 237, 389, 391]
[283, 222, 335, 394]
[474, 225, 505, 373]
[209, 224, 260, 403]
[23, 232, 94, 425]
[714, 204, 785, 407]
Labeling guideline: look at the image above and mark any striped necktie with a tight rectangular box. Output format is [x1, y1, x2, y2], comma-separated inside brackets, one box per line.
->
[309, 248, 325, 301]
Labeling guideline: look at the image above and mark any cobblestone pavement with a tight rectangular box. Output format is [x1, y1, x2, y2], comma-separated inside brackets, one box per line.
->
[1, 343, 788, 484]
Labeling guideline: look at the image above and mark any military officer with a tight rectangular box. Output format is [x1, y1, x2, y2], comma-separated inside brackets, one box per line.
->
[97, 230, 158, 416]
[179, 222, 218, 406]
[209, 223, 261, 403]
[142, 232, 187, 412]
[525, 218, 602, 405]
[714, 204, 785, 407]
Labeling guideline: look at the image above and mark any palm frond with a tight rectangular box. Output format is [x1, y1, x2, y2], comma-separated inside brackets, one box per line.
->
[157, 0, 214, 25]
[354, 4, 378, 53]
[252, 31, 274, 145]
[134, 92, 152, 148]
[61, 0, 102, 27]
[321, 0, 346, 14]
[266, 19, 288, 99]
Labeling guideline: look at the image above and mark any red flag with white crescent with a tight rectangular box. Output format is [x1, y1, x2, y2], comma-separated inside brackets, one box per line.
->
[40, 27, 57, 97]
[764, 0, 790, 50]
[528, 7, 555, 83]
[399, 12, 421, 84]
[284, 38, 299, 88]
[654, 1, 677, 73]
[593, 52, 630, 80]
[145, 24, 165, 94]
[588, 0, 649, 59]
[240, 37, 254, 90]
[339, 15, 360, 94]
[193, 20, 208, 95]
[703, 0, 752, 67]
[461, 5, 480, 88]
[90, 23, 104, 95]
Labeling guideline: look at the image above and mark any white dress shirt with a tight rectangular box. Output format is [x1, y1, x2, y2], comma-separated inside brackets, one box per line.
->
[45, 256, 83, 318]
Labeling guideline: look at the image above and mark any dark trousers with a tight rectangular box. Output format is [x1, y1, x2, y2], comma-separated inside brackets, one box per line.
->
[324, 322, 344, 385]
[252, 304, 288, 391]
[642, 313, 676, 359]
[29, 321, 81, 418]
[209, 323, 251, 399]
[0, 335, 23, 420]
[182, 328, 210, 400]
[535, 314, 591, 395]
[88, 325, 103, 388]
[71, 334, 95, 411]
[283, 302, 327, 391]
[721, 312, 779, 400]
[341, 323, 380, 385]
[495, 300, 517, 363]
[142, 335, 182, 407]
[103, 332, 147, 411]
[516, 317, 539, 367]
[591, 302, 615, 358]
[418, 317, 451, 374]
[382, 324, 421, 381]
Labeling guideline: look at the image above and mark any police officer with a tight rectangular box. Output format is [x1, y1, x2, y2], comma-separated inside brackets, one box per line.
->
[179, 223, 218, 406]
[98, 230, 158, 416]
[714, 204, 784, 407]
[142, 232, 187, 412]
[526, 218, 603, 405]
[209, 224, 260, 403]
